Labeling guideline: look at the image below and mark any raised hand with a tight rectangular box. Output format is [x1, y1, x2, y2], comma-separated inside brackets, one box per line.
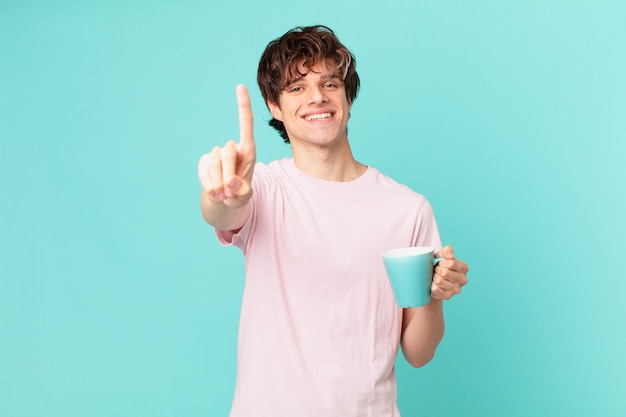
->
[198, 85, 257, 209]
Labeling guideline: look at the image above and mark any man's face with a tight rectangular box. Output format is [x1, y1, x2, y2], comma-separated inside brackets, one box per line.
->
[268, 60, 352, 148]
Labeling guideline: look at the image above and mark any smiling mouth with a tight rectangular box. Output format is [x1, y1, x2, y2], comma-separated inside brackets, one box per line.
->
[304, 112, 333, 121]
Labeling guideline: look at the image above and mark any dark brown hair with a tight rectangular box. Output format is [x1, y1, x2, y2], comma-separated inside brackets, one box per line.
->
[257, 25, 360, 143]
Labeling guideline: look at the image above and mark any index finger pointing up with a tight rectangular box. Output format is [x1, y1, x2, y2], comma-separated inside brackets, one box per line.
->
[236, 84, 255, 149]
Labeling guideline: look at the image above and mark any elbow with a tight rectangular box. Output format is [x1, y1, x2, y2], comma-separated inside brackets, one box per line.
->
[401, 329, 444, 368]
[406, 353, 435, 368]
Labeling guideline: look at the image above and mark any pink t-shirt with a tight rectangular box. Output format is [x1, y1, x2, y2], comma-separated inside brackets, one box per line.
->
[217, 158, 441, 417]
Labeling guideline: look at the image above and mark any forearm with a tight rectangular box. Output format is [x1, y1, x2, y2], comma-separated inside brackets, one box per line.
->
[200, 190, 252, 231]
[400, 299, 445, 368]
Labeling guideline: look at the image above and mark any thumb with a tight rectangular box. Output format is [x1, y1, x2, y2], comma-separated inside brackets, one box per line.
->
[226, 175, 252, 199]
[436, 245, 455, 260]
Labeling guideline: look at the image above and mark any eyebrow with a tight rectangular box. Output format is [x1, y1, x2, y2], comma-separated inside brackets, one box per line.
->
[285, 72, 342, 87]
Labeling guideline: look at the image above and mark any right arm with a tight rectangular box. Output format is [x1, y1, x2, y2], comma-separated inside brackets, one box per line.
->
[197, 85, 257, 231]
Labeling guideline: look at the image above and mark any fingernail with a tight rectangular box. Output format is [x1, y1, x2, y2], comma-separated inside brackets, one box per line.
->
[229, 178, 241, 190]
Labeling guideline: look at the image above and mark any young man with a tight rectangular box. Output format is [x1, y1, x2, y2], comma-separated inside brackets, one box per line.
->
[198, 25, 469, 417]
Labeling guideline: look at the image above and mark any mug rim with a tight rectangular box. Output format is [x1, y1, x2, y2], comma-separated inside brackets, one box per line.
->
[382, 246, 434, 258]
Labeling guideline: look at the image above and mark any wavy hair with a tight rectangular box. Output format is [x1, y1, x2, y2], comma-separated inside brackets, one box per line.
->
[257, 25, 360, 143]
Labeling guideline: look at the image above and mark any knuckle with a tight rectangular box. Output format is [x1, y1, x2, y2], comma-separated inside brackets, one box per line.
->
[222, 141, 239, 159]
[198, 153, 213, 169]
[204, 147, 221, 163]
[221, 148, 236, 159]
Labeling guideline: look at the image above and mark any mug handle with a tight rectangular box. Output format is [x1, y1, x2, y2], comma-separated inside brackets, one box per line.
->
[433, 257, 443, 266]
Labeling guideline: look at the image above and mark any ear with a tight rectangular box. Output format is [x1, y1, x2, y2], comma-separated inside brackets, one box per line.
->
[267, 101, 283, 121]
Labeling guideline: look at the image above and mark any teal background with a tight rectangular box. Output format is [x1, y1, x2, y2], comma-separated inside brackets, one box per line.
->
[1, 0, 625, 416]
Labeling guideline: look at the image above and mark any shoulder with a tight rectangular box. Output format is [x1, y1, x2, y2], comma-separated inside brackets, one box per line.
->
[254, 158, 293, 180]
[368, 167, 428, 203]
[249, 158, 295, 203]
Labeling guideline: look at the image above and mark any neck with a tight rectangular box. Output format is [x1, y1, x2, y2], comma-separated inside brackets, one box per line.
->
[291, 140, 366, 182]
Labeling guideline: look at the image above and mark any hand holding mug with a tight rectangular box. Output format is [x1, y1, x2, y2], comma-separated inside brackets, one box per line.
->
[382, 245, 469, 308]
[431, 245, 469, 301]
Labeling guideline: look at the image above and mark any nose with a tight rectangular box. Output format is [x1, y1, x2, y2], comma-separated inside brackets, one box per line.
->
[308, 85, 327, 105]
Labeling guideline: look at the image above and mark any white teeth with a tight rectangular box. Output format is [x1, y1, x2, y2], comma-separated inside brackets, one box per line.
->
[305, 112, 332, 121]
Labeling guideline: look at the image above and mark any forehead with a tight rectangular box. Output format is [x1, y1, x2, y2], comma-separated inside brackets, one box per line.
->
[284, 59, 340, 83]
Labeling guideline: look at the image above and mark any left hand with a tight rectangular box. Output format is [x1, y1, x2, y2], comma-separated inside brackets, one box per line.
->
[431, 245, 469, 300]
